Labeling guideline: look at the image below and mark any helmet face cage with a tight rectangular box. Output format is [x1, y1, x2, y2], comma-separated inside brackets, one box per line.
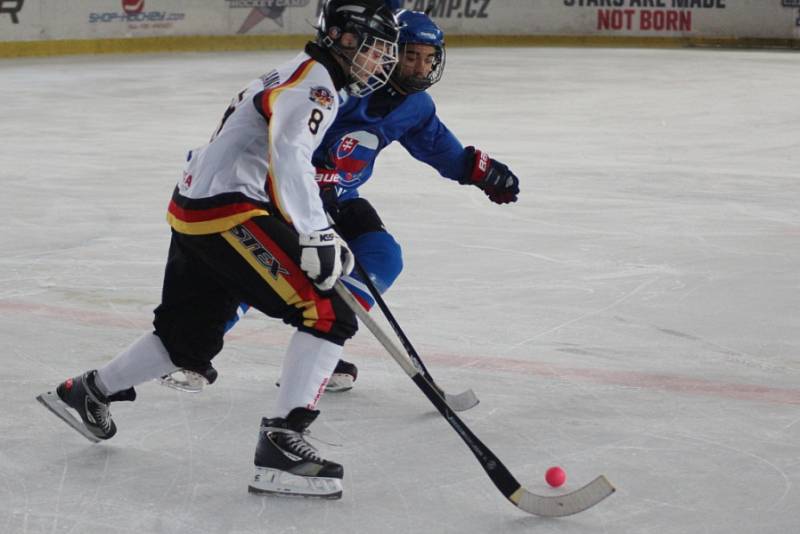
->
[391, 10, 446, 93]
[347, 35, 399, 97]
[317, 1, 400, 97]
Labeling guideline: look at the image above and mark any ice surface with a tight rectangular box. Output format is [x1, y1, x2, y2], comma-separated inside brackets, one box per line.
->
[1, 46, 799, 533]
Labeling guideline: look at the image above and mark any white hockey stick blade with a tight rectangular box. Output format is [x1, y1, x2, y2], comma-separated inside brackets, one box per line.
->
[158, 370, 208, 393]
[334, 282, 614, 516]
[445, 389, 479, 412]
[36, 391, 101, 443]
[333, 282, 477, 412]
[510, 475, 615, 517]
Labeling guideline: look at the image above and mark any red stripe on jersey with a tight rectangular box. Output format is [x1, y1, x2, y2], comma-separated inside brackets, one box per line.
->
[167, 199, 265, 223]
[242, 220, 335, 333]
[313, 297, 335, 333]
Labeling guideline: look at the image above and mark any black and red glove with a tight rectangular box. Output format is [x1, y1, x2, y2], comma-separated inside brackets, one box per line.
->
[460, 146, 519, 204]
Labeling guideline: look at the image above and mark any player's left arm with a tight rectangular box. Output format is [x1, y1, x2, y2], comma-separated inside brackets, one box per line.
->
[400, 97, 519, 205]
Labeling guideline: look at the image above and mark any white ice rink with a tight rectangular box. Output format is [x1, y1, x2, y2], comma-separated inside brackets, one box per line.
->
[1, 45, 799, 534]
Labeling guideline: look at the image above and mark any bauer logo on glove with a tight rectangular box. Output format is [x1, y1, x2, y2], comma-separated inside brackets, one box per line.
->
[461, 146, 520, 205]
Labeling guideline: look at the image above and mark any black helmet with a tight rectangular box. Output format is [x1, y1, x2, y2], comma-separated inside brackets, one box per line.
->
[317, 0, 400, 97]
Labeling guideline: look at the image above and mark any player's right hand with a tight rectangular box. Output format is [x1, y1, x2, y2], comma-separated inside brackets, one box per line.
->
[299, 227, 354, 291]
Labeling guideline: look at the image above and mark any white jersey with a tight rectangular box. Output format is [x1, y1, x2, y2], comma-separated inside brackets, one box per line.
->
[167, 48, 343, 236]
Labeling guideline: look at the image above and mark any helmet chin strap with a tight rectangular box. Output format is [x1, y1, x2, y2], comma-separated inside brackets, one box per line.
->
[329, 43, 361, 90]
[390, 67, 429, 94]
[387, 76, 407, 95]
[323, 32, 360, 86]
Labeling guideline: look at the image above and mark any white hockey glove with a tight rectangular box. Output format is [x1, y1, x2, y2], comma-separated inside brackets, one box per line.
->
[299, 227, 354, 291]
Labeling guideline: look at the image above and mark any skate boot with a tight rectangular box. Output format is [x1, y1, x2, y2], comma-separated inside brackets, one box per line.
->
[326, 359, 357, 392]
[36, 370, 136, 442]
[248, 407, 343, 499]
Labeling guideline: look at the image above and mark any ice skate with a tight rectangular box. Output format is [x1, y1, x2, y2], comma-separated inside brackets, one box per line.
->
[159, 363, 218, 393]
[248, 407, 343, 499]
[36, 370, 135, 442]
[325, 359, 357, 392]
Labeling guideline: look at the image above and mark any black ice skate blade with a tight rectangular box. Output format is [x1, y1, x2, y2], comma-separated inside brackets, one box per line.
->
[248, 485, 342, 500]
[36, 391, 101, 443]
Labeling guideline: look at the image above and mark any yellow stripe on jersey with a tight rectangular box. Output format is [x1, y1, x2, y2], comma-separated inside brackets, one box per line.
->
[167, 208, 268, 235]
[264, 59, 318, 226]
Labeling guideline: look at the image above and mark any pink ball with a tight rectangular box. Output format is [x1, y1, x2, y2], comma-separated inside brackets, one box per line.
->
[545, 466, 566, 488]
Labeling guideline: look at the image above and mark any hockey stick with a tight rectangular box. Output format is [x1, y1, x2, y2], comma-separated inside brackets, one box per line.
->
[347, 259, 479, 412]
[334, 281, 615, 517]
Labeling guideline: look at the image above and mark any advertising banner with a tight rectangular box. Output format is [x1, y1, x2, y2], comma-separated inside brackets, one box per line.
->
[1, 0, 798, 46]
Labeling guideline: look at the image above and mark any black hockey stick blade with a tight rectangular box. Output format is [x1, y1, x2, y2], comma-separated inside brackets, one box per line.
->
[334, 282, 615, 516]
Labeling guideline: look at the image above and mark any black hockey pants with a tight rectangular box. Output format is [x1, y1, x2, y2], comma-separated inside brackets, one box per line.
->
[152, 215, 357, 374]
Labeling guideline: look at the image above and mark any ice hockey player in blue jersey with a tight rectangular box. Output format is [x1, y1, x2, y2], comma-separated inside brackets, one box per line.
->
[310, 7, 520, 388]
[162, 7, 520, 395]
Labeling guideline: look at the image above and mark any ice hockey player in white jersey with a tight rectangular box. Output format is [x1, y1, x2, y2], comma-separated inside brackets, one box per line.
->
[36, 0, 400, 500]
[178, 6, 520, 396]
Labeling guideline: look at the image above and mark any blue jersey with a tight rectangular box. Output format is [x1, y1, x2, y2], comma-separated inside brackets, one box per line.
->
[312, 85, 467, 201]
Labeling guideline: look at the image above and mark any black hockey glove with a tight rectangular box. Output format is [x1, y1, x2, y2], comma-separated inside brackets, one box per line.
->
[299, 227, 354, 292]
[315, 168, 341, 222]
[460, 146, 520, 204]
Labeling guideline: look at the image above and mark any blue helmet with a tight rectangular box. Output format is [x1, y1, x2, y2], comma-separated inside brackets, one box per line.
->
[392, 9, 446, 93]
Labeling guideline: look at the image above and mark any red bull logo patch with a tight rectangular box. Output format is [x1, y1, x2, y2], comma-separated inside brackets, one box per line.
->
[309, 86, 334, 110]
